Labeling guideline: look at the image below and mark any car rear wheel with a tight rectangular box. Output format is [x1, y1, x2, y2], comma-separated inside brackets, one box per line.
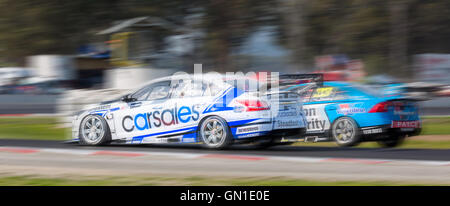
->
[377, 135, 406, 148]
[79, 115, 111, 145]
[199, 116, 233, 149]
[331, 117, 360, 147]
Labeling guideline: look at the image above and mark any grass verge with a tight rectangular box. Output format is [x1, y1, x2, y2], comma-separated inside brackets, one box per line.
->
[0, 117, 68, 140]
[421, 116, 450, 135]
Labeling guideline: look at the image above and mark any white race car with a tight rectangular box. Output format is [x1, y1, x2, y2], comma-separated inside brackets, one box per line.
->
[72, 73, 307, 149]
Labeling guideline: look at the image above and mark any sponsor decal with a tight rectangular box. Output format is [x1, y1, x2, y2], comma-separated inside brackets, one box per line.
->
[122, 103, 200, 132]
[277, 110, 297, 118]
[182, 138, 196, 143]
[337, 103, 366, 115]
[90, 105, 111, 111]
[236, 132, 262, 138]
[237, 126, 260, 134]
[141, 137, 170, 143]
[303, 106, 329, 132]
[306, 118, 326, 130]
[362, 128, 383, 135]
[275, 120, 301, 128]
[394, 110, 416, 116]
[274, 105, 302, 129]
[391, 120, 421, 128]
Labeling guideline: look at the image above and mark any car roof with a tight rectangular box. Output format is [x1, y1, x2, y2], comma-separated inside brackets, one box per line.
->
[138, 73, 261, 88]
[131, 73, 232, 94]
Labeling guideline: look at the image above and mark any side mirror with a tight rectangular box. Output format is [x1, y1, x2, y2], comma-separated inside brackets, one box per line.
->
[121, 94, 136, 103]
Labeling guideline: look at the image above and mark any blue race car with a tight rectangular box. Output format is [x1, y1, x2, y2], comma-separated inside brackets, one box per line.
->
[280, 77, 422, 147]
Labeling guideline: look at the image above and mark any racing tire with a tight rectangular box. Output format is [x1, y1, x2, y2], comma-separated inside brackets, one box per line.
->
[79, 115, 111, 145]
[198, 116, 233, 149]
[331, 117, 361, 147]
[377, 135, 406, 148]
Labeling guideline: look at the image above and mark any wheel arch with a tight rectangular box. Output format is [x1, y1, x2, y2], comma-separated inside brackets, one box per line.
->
[196, 114, 230, 132]
[330, 115, 361, 131]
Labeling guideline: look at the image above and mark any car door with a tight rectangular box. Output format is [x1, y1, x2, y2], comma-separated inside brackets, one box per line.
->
[168, 79, 217, 139]
[114, 80, 173, 143]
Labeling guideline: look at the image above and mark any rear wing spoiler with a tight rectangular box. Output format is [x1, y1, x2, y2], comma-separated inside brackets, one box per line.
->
[278, 73, 323, 87]
[261, 73, 323, 95]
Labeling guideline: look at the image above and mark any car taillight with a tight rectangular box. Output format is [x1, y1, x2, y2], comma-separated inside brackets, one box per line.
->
[368, 102, 390, 113]
[235, 99, 270, 112]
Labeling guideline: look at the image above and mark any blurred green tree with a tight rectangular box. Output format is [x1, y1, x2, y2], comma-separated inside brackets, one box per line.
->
[0, 0, 449, 76]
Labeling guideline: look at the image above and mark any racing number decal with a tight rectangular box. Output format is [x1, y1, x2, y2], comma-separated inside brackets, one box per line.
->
[312, 87, 334, 98]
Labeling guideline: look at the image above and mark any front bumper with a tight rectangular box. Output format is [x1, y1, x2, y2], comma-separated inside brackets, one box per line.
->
[71, 116, 81, 139]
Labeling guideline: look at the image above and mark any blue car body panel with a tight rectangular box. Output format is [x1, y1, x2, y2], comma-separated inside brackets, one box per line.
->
[284, 81, 420, 137]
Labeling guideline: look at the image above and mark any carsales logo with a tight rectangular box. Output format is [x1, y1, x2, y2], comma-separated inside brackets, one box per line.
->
[122, 104, 200, 132]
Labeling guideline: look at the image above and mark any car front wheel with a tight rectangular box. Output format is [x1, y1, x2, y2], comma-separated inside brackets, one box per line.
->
[79, 115, 111, 145]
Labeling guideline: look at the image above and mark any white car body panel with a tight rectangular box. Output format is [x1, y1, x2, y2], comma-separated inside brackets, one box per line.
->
[72, 74, 307, 145]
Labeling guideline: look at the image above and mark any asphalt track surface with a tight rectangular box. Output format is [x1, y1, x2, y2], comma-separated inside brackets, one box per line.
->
[0, 139, 449, 161]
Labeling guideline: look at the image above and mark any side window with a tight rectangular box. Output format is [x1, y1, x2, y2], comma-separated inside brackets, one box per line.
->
[131, 81, 171, 101]
[171, 80, 206, 98]
[133, 87, 152, 101]
[310, 87, 347, 102]
[185, 81, 205, 97]
[148, 85, 170, 100]
[299, 88, 314, 103]
[203, 82, 221, 97]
